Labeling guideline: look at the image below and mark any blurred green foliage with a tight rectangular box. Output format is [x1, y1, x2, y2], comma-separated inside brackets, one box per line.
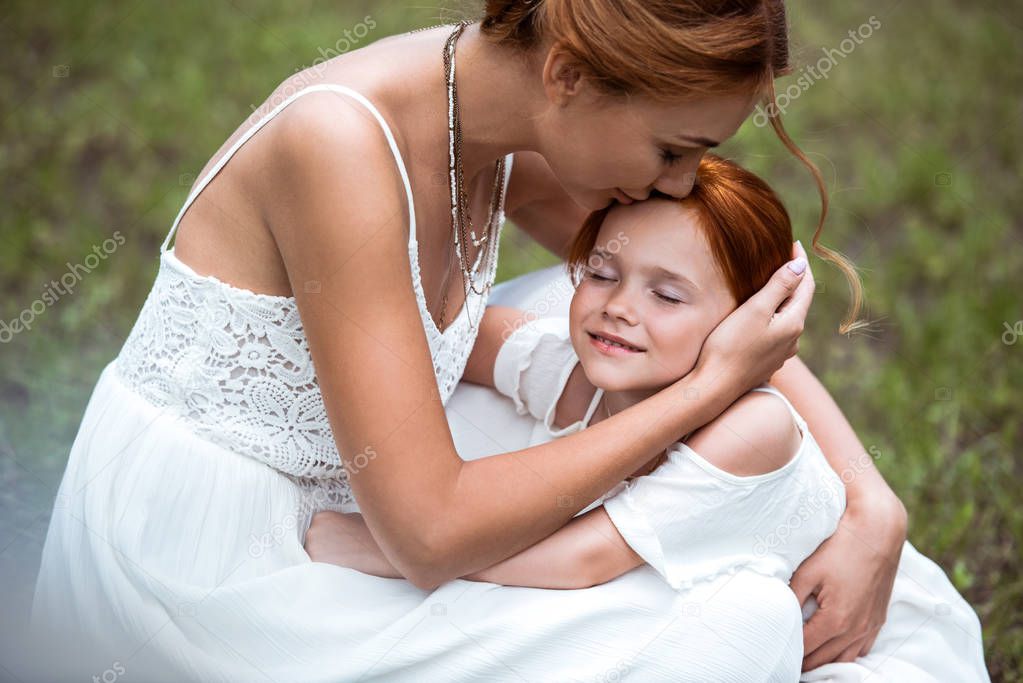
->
[1, 1, 1019, 678]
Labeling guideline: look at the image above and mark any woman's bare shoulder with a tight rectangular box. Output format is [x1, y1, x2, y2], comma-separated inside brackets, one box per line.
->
[257, 88, 411, 244]
[267, 88, 396, 166]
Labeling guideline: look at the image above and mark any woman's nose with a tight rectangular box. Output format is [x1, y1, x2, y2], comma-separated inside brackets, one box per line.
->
[655, 154, 702, 199]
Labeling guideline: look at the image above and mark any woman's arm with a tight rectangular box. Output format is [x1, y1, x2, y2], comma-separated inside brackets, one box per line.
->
[268, 93, 815, 591]
[770, 356, 907, 670]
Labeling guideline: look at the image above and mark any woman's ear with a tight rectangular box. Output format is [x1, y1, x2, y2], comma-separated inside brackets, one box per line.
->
[542, 43, 587, 106]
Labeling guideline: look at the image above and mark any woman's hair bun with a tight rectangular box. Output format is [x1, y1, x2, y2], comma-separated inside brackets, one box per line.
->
[480, 0, 543, 49]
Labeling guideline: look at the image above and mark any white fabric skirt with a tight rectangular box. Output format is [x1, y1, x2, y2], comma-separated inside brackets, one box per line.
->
[30, 361, 806, 682]
[28, 264, 988, 682]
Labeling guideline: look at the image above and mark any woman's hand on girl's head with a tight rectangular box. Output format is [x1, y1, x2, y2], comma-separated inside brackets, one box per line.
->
[694, 241, 814, 397]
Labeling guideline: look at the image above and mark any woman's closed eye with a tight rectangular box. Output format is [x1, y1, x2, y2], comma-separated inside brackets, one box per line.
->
[659, 148, 683, 166]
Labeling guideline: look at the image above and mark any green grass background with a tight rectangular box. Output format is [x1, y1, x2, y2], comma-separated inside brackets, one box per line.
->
[1, 1, 1020, 678]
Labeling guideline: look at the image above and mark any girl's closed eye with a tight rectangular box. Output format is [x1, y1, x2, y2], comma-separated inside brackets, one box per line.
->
[654, 291, 683, 305]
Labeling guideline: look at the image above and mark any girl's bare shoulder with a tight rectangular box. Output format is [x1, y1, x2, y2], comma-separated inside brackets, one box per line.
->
[684, 390, 802, 478]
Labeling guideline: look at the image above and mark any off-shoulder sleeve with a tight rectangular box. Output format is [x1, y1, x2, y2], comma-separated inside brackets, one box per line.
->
[492, 317, 578, 426]
[601, 439, 845, 590]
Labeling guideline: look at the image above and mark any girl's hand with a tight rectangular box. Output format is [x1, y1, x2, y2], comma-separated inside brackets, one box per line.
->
[790, 493, 907, 671]
[304, 511, 404, 579]
[695, 241, 814, 396]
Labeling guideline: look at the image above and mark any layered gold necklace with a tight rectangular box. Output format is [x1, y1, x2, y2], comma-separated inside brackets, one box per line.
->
[436, 20, 506, 331]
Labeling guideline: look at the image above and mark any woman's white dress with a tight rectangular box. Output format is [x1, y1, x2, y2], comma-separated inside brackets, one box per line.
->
[28, 82, 989, 682]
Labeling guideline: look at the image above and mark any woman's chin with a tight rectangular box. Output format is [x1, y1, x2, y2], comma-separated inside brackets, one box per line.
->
[571, 188, 616, 212]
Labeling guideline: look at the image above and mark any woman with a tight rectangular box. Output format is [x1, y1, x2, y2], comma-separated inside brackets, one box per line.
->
[32, 2, 909, 681]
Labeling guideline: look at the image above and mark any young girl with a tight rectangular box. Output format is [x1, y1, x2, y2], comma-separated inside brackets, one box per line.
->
[307, 155, 990, 682]
[308, 154, 844, 594]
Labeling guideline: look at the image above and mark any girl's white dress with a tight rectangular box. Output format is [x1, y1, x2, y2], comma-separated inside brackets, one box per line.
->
[492, 317, 850, 593]
[29, 83, 989, 682]
[450, 271, 992, 683]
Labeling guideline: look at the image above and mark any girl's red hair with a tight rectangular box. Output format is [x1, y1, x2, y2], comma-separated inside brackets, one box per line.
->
[568, 154, 858, 330]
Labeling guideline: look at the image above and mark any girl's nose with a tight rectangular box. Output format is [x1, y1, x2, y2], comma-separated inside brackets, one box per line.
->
[603, 288, 638, 325]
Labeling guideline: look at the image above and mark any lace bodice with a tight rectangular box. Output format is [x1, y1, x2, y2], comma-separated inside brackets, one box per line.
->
[114, 84, 513, 509]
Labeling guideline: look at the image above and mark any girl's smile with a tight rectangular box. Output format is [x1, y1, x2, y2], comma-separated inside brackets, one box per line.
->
[586, 330, 646, 355]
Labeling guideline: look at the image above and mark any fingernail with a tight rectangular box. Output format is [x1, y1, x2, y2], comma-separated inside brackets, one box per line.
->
[788, 257, 807, 275]
[796, 239, 804, 253]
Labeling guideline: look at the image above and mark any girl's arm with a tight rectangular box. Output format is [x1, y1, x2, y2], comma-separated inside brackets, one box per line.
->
[770, 356, 907, 670]
[462, 507, 643, 588]
[306, 507, 643, 589]
[461, 306, 533, 388]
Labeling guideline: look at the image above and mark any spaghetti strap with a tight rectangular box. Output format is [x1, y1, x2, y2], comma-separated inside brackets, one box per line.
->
[160, 84, 418, 254]
[582, 387, 605, 425]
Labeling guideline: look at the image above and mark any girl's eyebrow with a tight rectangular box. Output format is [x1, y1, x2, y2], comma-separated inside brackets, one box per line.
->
[589, 248, 700, 292]
[649, 265, 700, 292]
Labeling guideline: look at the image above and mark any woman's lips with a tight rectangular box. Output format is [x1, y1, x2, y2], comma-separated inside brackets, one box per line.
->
[613, 189, 634, 205]
[588, 332, 644, 356]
